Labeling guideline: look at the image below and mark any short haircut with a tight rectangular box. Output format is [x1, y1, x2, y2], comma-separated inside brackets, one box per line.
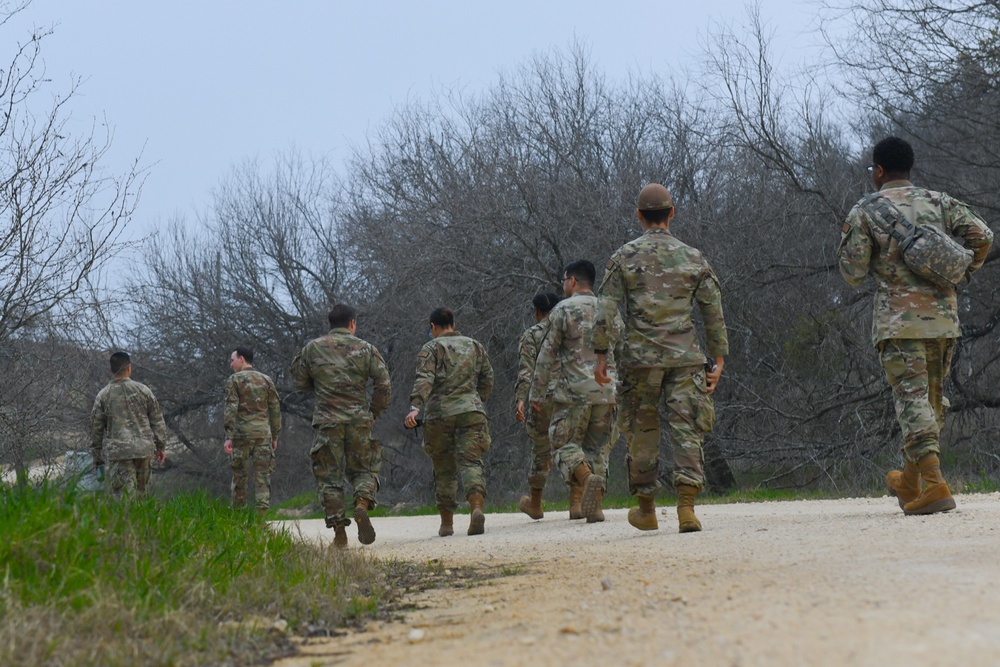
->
[328, 303, 357, 329]
[872, 136, 915, 174]
[429, 307, 454, 328]
[638, 207, 673, 224]
[233, 347, 254, 363]
[564, 259, 596, 287]
[109, 351, 131, 375]
[532, 292, 561, 314]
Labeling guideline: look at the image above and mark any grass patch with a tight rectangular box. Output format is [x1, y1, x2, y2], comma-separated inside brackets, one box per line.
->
[0, 483, 395, 666]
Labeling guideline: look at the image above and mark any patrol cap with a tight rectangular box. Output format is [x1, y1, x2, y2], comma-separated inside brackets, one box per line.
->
[637, 183, 673, 211]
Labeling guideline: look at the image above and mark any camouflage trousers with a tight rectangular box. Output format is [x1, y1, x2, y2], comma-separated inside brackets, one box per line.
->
[878, 338, 955, 463]
[619, 365, 714, 496]
[549, 402, 615, 490]
[311, 424, 382, 527]
[523, 400, 553, 490]
[230, 437, 275, 511]
[422, 411, 491, 512]
[108, 457, 151, 499]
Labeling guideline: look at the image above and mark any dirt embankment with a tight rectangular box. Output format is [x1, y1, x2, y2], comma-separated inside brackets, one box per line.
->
[275, 493, 1000, 667]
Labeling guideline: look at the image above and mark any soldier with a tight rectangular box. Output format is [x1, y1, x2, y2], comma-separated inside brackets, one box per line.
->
[530, 260, 615, 524]
[594, 183, 728, 533]
[405, 307, 494, 537]
[837, 136, 993, 515]
[514, 292, 561, 520]
[90, 351, 168, 499]
[223, 347, 281, 518]
[291, 304, 391, 547]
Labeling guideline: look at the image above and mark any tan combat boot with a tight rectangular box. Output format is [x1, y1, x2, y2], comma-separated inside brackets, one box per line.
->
[438, 509, 454, 537]
[573, 462, 605, 522]
[903, 453, 957, 515]
[468, 493, 486, 535]
[333, 524, 348, 549]
[677, 484, 702, 533]
[518, 488, 544, 520]
[887, 460, 921, 510]
[627, 495, 658, 531]
[586, 485, 605, 523]
[354, 497, 376, 545]
[256, 507, 268, 521]
[568, 484, 584, 520]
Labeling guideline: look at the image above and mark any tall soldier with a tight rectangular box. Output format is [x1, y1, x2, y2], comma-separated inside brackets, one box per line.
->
[514, 292, 561, 520]
[90, 351, 168, 498]
[224, 347, 281, 518]
[837, 137, 993, 515]
[291, 304, 391, 547]
[594, 183, 728, 533]
[531, 260, 615, 524]
[405, 307, 494, 537]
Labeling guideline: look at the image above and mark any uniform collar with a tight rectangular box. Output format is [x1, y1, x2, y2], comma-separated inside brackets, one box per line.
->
[879, 179, 913, 191]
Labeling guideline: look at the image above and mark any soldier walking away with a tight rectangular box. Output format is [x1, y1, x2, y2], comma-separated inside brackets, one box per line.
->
[514, 292, 561, 520]
[531, 260, 616, 524]
[837, 137, 993, 515]
[90, 351, 168, 499]
[291, 304, 391, 547]
[224, 347, 281, 519]
[405, 307, 494, 537]
[594, 183, 728, 533]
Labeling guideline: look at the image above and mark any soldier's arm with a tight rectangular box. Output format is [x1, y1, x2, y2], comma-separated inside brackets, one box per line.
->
[945, 195, 994, 277]
[223, 375, 239, 440]
[593, 258, 625, 353]
[290, 348, 314, 392]
[513, 329, 536, 403]
[369, 346, 392, 419]
[90, 394, 106, 465]
[530, 310, 562, 403]
[148, 391, 168, 454]
[837, 208, 872, 286]
[477, 345, 495, 401]
[266, 379, 282, 438]
[409, 344, 436, 410]
[694, 262, 730, 360]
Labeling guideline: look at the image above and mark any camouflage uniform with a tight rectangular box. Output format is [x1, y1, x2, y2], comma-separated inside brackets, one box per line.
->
[837, 180, 993, 462]
[594, 228, 729, 495]
[531, 290, 616, 488]
[410, 331, 494, 511]
[515, 319, 554, 490]
[291, 328, 391, 527]
[224, 367, 281, 511]
[90, 378, 168, 499]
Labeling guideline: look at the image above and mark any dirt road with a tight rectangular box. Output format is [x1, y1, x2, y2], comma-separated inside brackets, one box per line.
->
[275, 493, 1000, 667]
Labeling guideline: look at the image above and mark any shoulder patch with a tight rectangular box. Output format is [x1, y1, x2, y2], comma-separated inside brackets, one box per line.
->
[841, 222, 851, 234]
[605, 258, 616, 270]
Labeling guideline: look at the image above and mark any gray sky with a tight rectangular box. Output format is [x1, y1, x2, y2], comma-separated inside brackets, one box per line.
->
[6, 1, 819, 229]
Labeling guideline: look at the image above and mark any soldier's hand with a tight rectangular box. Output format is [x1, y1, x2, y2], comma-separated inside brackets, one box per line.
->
[594, 356, 612, 386]
[706, 356, 725, 395]
[223, 439, 233, 454]
[531, 401, 542, 414]
[404, 409, 420, 429]
[515, 400, 526, 423]
[155, 449, 167, 465]
[271, 439, 278, 451]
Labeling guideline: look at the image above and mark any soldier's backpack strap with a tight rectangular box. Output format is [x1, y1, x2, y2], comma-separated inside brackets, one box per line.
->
[858, 192, 915, 245]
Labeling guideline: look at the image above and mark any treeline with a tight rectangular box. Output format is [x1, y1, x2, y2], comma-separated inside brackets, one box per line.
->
[2, 2, 998, 503]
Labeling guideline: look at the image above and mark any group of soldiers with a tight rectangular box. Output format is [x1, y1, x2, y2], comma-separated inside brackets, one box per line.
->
[90, 136, 993, 547]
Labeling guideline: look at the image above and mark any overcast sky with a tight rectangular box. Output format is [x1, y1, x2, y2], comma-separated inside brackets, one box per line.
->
[5, 1, 820, 230]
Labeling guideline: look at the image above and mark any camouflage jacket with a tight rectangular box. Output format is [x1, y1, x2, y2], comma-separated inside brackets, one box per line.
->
[291, 328, 391, 426]
[514, 319, 552, 403]
[594, 227, 729, 368]
[531, 290, 615, 406]
[90, 378, 168, 461]
[224, 367, 281, 441]
[410, 331, 494, 420]
[838, 180, 994, 345]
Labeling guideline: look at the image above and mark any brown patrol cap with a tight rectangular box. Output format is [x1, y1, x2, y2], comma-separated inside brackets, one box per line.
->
[637, 183, 673, 211]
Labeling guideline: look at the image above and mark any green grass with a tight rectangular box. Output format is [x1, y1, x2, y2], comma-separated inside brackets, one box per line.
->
[0, 482, 392, 666]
